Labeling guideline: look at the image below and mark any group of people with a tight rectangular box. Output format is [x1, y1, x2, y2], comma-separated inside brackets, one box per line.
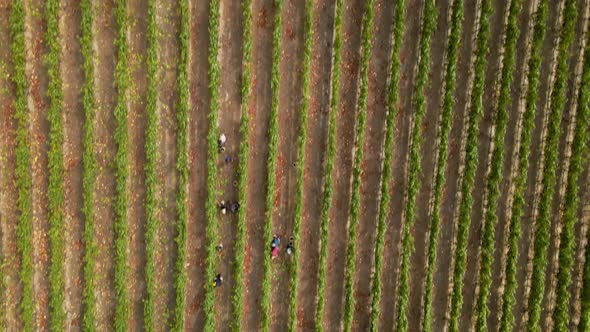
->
[271, 235, 294, 259]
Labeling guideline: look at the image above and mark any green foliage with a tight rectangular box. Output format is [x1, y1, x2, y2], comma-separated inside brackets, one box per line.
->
[203, 0, 221, 330]
[498, 1, 549, 330]
[447, 0, 493, 330]
[287, 0, 313, 331]
[394, 0, 437, 330]
[113, 0, 130, 330]
[369, 0, 405, 330]
[45, 0, 66, 330]
[552, 24, 590, 332]
[526, 0, 577, 330]
[473, 0, 522, 330]
[314, 0, 343, 330]
[172, 0, 190, 330]
[80, 0, 97, 329]
[342, 0, 375, 330]
[421, 1, 463, 330]
[10, 0, 34, 329]
[230, 0, 253, 330]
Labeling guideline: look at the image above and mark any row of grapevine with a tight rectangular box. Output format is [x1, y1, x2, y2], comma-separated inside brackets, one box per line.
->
[113, 0, 130, 329]
[172, 0, 190, 329]
[203, 0, 221, 330]
[260, 0, 283, 331]
[552, 22, 590, 330]
[472, 0, 522, 330]
[10, 0, 34, 329]
[498, 1, 549, 330]
[342, 0, 375, 329]
[421, 0, 464, 330]
[369, 0, 406, 330]
[288, 0, 313, 331]
[447, 0, 493, 329]
[314, 0, 343, 329]
[45, 0, 66, 330]
[80, 0, 97, 328]
[394, 0, 437, 329]
[143, 0, 157, 330]
[231, 0, 253, 329]
[526, 0, 578, 329]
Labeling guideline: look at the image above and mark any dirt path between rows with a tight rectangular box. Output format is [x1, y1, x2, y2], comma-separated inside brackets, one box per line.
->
[241, 0, 273, 329]
[60, 0, 85, 328]
[126, 0, 148, 329]
[323, 0, 364, 328]
[269, 0, 305, 330]
[350, 0, 394, 329]
[377, 0, 421, 329]
[0, 2, 22, 329]
[296, 0, 335, 328]
[185, 0, 210, 328]
[24, 0, 51, 328]
[214, 0, 243, 328]
[431, 0, 479, 327]
[92, 0, 118, 327]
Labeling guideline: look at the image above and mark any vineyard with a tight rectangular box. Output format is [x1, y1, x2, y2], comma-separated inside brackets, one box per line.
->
[2, 0, 590, 331]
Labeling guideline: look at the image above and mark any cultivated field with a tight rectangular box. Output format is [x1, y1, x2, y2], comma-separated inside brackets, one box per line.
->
[1, 0, 590, 331]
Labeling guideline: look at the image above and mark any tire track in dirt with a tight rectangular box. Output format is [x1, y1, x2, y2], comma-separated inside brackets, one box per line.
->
[269, 0, 304, 330]
[487, 0, 536, 329]
[515, 0, 564, 328]
[0, 2, 22, 329]
[323, 0, 364, 328]
[215, 0, 243, 328]
[126, 0, 148, 328]
[154, 0, 179, 329]
[185, 0, 209, 328]
[296, 0, 334, 328]
[377, 0, 421, 329]
[241, 0, 272, 329]
[459, 0, 508, 329]
[430, 0, 479, 328]
[24, 0, 51, 328]
[542, 1, 589, 328]
[407, 0, 450, 329]
[92, 0, 118, 327]
[350, 0, 394, 330]
[60, 0, 85, 328]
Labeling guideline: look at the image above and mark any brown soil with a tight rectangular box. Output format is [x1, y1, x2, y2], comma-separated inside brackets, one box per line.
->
[0, 1, 22, 330]
[185, 0, 210, 329]
[296, 0, 335, 328]
[214, 0, 243, 329]
[322, 0, 364, 328]
[92, 0, 118, 327]
[126, 0, 148, 329]
[60, 0, 85, 328]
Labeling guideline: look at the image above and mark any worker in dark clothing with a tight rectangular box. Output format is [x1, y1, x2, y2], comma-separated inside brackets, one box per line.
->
[213, 274, 223, 288]
[286, 237, 294, 256]
[230, 201, 240, 214]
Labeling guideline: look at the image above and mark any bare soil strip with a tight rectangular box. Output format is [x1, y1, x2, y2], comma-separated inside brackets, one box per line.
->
[241, 0, 273, 329]
[377, 0, 421, 329]
[459, 0, 509, 329]
[24, 0, 51, 328]
[214, 0, 243, 328]
[153, 0, 179, 329]
[323, 0, 364, 328]
[126, 0, 148, 328]
[60, 0, 85, 328]
[0, 2, 22, 329]
[406, 0, 450, 329]
[92, 0, 118, 327]
[431, 0, 479, 327]
[296, 0, 335, 328]
[487, 0, 537, 329]
[515, 0, 564, 328]
[542, 1, 590, 328]
[185, 0, 209, 328]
